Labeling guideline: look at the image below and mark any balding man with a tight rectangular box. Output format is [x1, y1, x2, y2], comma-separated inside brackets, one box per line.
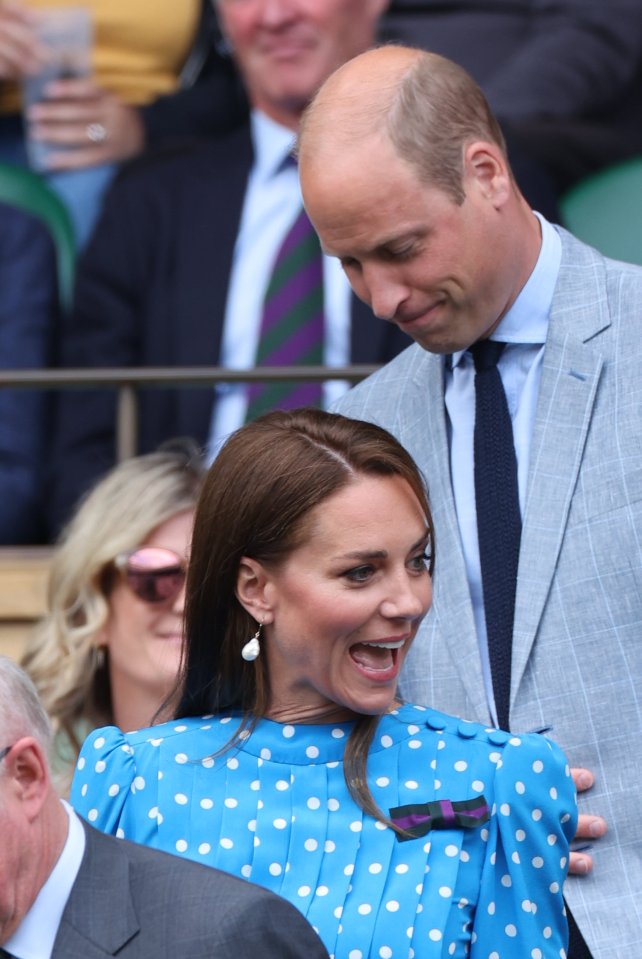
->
[0, 655, 329, 959]
[299, 45, 642, 959]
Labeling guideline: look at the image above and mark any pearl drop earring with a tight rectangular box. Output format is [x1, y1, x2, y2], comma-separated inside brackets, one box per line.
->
[241, 622, 262, 662]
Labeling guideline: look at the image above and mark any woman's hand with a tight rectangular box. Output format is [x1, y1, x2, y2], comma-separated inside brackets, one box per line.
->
[0, 0, 45, 79]
[25, 77, 146, 169]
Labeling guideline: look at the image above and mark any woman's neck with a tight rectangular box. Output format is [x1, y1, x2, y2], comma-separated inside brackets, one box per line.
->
[109, 669, 172, 732]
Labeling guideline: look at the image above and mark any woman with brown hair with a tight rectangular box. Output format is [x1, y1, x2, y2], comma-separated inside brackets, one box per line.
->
[72, 409, 576, 959]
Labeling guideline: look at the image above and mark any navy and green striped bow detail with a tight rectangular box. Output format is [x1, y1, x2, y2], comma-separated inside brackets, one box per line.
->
[390, 796, 490, 842]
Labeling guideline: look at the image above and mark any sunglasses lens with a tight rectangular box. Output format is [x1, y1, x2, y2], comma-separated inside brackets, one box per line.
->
[120, 548, 186, 604]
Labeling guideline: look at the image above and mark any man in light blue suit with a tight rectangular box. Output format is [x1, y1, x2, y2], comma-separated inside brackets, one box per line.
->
[299, 45, 641, 959]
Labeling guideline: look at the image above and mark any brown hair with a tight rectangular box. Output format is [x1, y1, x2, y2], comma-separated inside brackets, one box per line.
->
[176, 408, 434, 822]
[386, 49, 508, 203]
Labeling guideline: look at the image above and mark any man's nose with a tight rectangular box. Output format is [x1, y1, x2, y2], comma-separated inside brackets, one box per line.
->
[260, 0, 297, 26]
[362, 265, 407, 322]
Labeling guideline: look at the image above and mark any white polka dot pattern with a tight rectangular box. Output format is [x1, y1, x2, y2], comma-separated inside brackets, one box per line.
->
[70, 705, 576, 958]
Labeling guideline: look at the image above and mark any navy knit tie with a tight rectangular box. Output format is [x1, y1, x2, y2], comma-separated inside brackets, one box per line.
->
[471, 340, 521, 731]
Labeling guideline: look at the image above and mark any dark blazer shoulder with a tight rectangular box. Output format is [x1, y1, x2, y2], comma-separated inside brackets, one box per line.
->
[108, 124, 254, 199]
[56, 821, 329, 958]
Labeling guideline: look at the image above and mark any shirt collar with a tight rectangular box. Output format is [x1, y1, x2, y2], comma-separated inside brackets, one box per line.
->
[451, 212, 562, 369]
[250, 109, 299, 184]
[5, 801, 86, 959]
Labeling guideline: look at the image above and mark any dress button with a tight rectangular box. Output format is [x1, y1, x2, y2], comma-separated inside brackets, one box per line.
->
[425, 714, 446, 732]
[457, 721, 478, 739]
[487, 729, 509, 746]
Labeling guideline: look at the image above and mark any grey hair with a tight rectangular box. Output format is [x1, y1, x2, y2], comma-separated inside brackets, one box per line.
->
[0, 655, 52, 754]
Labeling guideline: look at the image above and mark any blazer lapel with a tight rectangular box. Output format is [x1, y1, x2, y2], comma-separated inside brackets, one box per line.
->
[53, 824, 139, 958]
[406, 351, 487, 716]
[510, 232, 610, 703]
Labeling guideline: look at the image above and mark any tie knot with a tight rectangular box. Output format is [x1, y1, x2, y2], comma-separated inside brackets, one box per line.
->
[470, 339, 505, 372]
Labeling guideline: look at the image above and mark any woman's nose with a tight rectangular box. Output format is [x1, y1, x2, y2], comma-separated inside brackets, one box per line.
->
[380, 572, 432, 622]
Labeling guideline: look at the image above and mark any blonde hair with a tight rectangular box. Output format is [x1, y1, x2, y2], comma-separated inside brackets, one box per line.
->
[21, 443, 203, 792]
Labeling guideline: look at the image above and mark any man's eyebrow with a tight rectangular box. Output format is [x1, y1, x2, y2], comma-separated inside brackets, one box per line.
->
[325, 229, 425, 259]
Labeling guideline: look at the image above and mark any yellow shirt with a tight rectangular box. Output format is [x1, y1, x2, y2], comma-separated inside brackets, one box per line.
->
[1, 0, 200, 114]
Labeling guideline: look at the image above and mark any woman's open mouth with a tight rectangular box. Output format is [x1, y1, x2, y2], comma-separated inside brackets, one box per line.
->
[349, 639, 406, 680]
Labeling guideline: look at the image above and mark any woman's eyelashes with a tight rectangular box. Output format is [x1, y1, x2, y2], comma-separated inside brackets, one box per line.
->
[340, 549, 431, 585]
[342, 563, 375, 584]
[409, 549, 432, 573]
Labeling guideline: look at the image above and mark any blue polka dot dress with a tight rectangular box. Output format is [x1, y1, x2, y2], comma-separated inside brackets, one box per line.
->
[71, 704, 576, 958]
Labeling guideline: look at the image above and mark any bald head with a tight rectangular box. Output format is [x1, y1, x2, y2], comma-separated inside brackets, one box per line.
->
[300, 44, 508, 204]
[300, 45, 417, 162]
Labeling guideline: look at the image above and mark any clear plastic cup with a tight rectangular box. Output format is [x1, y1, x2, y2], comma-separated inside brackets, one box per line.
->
[21, 7, 93, 171]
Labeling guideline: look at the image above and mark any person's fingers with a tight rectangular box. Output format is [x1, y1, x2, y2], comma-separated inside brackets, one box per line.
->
[28, 96, 145, 167]
[28, 119, 101, 146]
[2, 0, 39, 20]
[569, 850, 593, 876]
[40, 76, 102, 100]
[567, 810, 607, 877]
[575, 812, 607, 840]
[0, 17, 45, 78]
[26, 87, 106, 125]
[41, 144, 113, 170]
[28, 99, 103, 128]
[570, 767, 594, 792]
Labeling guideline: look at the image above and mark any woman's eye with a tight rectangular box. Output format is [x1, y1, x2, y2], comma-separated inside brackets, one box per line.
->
[343, 565, 374, 584]
[409, 551, 431, 572]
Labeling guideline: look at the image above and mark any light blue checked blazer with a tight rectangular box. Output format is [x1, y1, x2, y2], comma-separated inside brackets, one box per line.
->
[335, 227, 642, 959]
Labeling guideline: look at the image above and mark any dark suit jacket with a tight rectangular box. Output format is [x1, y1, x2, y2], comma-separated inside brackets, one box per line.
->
[47, 126, 408, 533]
[383, 0, 642, 190]
[52, 820, 329, 958]
[0, 202, 57, 543]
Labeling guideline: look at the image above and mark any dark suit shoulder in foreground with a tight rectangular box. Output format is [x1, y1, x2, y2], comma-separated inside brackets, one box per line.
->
[53, 822, 329, 958]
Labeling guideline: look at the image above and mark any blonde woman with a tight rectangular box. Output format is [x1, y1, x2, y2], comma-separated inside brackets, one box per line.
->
[21, 441, 203, 794]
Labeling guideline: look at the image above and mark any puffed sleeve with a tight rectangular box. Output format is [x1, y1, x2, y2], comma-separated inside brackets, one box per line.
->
[472, 733, 577, 958]
[70, 724, 160, 846]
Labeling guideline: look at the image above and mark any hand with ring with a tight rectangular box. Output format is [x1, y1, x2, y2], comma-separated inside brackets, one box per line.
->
[85, 122, 108, 144]
[25, 77, 145, 169]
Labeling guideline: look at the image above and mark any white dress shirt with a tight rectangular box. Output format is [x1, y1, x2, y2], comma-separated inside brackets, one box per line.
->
[4, 801, 85, 959]
[206, 110, 352, 461]
[445, 213, 562, 722]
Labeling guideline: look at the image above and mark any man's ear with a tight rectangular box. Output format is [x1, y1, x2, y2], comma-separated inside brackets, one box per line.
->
[4, 737, 50, 821]
[464, 140, 511, 208]
[235, 557, 274, 624]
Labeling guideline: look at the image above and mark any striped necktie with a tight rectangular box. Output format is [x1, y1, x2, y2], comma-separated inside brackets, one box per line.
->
[245, 205, 324, 421]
